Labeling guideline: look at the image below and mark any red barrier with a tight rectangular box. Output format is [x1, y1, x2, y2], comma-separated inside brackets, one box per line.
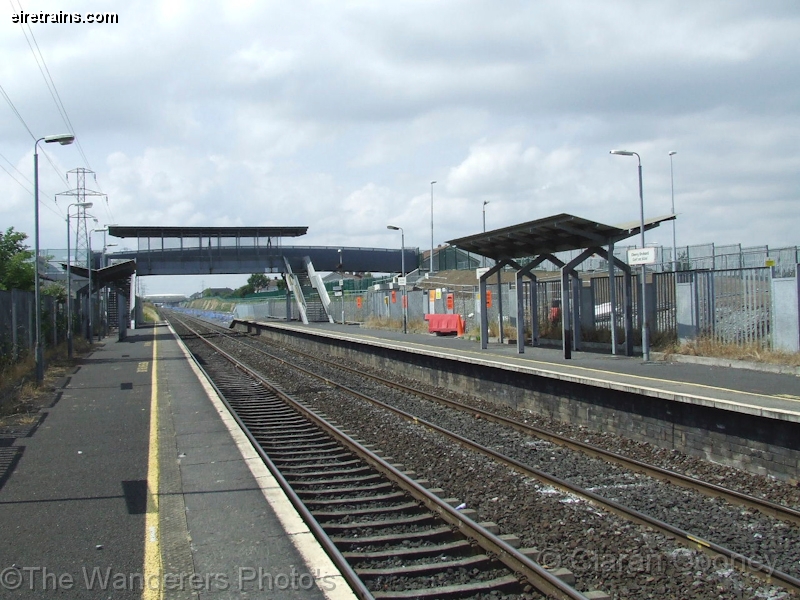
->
[424, 314, 464, 336]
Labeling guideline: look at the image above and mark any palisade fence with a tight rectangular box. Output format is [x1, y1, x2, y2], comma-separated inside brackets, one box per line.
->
[234, 263, 798, 351]
[0, 289, 67, 364]
[533, 243, 799, 278]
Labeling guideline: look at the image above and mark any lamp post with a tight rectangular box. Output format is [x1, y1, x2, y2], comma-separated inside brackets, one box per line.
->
[387, 225, 406, 334]
[66, 201, 93, 358]
[33, 133, 75, 383]
[94, 227, 109, 339]
[87, 221, 100, 342]
[610, 149, 650, 361]
[103, 241, 117, 337]
[429, 181, 436, 273]
[337, 248, 344, 325]
[482, 200, 490, 268]
[669, 151, 677, 271]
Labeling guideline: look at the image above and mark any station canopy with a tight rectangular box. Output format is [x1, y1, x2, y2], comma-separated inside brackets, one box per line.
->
[65, 259, 137, 286]
[447, 213, 675, 260]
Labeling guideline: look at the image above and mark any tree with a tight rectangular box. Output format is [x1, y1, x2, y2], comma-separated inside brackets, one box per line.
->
[42, 282, 67, 302]
[247, 273, 270, 293]
[0, 227, 35, 291]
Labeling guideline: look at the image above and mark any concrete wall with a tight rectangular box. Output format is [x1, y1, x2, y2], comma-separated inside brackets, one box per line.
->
[239, 322, 800, 482]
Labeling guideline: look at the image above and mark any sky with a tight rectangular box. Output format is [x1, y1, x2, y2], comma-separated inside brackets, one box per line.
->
[2, 1, 799, 296]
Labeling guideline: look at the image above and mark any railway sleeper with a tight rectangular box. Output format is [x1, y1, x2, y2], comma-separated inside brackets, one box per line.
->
[342, 539, 475, 561]
[330, 524, 455, 546]
[355, 553, 493, 578]
[294, 481, 395, 495]
[304, 491, 407, 506]
[322, 512, 438, 530]
[286, 473, 384, 486]
[312, 501, 422, 520]
[369, 573, 521, 600]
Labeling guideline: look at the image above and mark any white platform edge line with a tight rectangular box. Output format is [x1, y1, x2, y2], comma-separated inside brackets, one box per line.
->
[252, 321, 800, 422]
[165, 323, 358, 600]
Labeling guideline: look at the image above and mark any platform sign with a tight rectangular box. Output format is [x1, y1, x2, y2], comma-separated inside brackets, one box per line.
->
[476, 267, 490, 280]
[765, 258, 776, 267]
[397, 276, 407, 286]
[627, 247, 657, 265]
[334, 291, 342, 297]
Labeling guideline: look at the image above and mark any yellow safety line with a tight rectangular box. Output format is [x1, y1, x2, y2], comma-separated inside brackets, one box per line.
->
[336, 329, 799, 404]
[142, 332, 161, 599]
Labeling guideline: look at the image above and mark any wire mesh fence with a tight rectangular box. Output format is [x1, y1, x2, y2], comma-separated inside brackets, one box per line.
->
[0, 289, 67, 364]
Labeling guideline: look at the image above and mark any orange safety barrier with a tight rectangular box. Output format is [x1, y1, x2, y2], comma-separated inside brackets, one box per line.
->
[424, 314, 465, 336]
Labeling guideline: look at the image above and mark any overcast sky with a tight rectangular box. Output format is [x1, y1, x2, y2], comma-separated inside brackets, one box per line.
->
[2, 1, 798, 295]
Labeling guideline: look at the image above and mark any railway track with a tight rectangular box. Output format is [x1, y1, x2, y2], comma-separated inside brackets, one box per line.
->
[167, 312, 800, 598]
[169, 314, 598, 599]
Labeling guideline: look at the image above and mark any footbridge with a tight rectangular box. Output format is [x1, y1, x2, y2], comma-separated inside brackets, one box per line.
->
[107, 225, 418, 324]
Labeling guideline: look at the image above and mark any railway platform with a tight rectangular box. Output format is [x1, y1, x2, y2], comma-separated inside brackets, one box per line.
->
[252, 320, 800, 421]
[231, 318, 799, 482]
[0, 324, 355, 600]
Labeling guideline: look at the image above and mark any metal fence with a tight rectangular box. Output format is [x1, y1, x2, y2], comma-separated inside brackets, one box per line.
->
[533, 243, 799, 277]
[235, 263, 797, 352]
[0, 289, 66, 363]
[677, 267, 772, 347]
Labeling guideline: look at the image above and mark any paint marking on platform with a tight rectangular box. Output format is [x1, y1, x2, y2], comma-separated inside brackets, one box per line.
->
[137, 361, 149, 373]
[142, 334, 161, 599]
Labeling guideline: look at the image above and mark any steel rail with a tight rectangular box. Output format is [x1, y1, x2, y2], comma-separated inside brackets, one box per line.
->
[167, 319, 375, 600]
[170, 313, 591, 600]
[229, 317, 800, 527]
[179, 315, 800, 595]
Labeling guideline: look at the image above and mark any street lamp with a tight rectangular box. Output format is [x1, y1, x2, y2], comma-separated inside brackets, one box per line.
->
[429, 181, 437, 274]
[669, 151, 677, 271]
[387, 225, 406, 334]
[34, 133, 75, 383]
[93, 227, 109, 339]
[610, 149, 650, 361]
[482, 200, 490, 268]
[103, 242, 117, 336]
[337, 248, 344, 325]
[66, 201, 93, 358]
[87, 221, 100, 341]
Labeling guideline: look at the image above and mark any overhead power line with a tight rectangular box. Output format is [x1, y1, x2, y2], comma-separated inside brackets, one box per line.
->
[10, 0, 99, 182]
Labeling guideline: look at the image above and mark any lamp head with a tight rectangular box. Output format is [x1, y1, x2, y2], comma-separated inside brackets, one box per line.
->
[610, 149, 635, 156]
[387, 225, 400, 231]
[44, 134, 75, 145]
[483, 200, 490, 206]
[669, 151, 677, 156]
[79, 202, 93, 209]
[431, 181, 437, 185]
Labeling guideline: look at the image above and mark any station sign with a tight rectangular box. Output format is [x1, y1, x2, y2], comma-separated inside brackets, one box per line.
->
[627, 247, 657, 265]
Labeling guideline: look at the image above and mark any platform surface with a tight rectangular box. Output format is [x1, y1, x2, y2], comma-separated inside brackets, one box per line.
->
[254, 320, 800, 422]
[0, 325, 355, 600]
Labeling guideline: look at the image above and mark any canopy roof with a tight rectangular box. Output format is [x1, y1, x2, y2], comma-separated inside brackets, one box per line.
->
[64, 259, 137, 285]
[447, 213, 675, 260]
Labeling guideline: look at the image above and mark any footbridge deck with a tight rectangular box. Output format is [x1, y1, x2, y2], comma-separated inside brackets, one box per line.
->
[107, 226, 418, 275]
